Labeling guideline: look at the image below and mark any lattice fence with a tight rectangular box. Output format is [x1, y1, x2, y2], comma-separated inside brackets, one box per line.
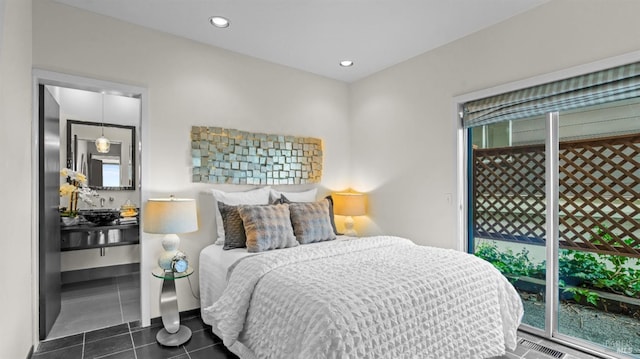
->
[473, 133, 640, 257]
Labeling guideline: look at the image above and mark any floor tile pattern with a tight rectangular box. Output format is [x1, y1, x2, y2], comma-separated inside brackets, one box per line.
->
[34, 313, 237, 359]
[47, 273, 141, 339]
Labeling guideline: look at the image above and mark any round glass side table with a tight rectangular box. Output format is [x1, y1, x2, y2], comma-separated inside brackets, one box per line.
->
[151, 267, 194, 346]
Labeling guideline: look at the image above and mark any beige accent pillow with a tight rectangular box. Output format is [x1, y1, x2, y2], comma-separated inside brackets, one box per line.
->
[289, 200, 336, 244]
[238, 204, 298, 252]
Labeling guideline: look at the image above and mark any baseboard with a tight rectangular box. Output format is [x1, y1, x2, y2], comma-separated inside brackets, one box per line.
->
[61, 263, 140, 284]
[179, 308, 201, 321]
[139, 308, 201, 328]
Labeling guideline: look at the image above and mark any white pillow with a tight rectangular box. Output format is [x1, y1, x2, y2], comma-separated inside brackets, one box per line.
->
[211, 186, 271, 244]
[269, 188, 318, 203]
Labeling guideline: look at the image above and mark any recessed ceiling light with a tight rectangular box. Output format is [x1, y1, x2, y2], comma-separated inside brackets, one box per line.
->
[339, 60, 354, 67]
[209, 16, 230, 28]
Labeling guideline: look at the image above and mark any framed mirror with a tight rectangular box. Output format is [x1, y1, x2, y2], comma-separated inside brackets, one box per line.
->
[66, 120, 136, 190]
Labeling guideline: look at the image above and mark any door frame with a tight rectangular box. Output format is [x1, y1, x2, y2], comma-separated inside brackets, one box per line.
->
[453, 51, 640, 358]
[31, 69, 150, 346]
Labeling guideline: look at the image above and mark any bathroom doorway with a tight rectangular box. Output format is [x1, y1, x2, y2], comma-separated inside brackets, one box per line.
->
[34, 70, 146, 341]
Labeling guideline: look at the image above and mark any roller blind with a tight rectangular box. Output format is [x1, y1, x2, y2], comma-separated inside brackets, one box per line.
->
[462, 62, 640, 128]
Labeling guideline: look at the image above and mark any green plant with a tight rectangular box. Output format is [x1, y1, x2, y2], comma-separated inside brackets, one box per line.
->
[558, 249, 604, 283]
[562, 286, 600, 306]
[474, 241, 544, 279]
[587, 226, 640, 298]
[474, 235, 640, 309]
[591, 254, 640, 297]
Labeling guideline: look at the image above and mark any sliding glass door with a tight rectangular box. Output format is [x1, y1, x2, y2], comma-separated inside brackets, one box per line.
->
[554, 99, 640, 357]
[470, 114, 548, 331]
[468, 97, 640, 358]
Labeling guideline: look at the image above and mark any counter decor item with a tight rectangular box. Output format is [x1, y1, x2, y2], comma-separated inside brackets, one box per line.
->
[119, 200, 139, 224]
[59, 168, 97, 225]
[60, 216, 80, 226]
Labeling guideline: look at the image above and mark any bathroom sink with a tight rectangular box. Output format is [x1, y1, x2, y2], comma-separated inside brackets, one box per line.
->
[79, 209, 120, 225]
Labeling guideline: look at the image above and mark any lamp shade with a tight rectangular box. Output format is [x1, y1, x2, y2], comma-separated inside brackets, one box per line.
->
[143, 198, 198, 234]
[333, 192, 366, 216]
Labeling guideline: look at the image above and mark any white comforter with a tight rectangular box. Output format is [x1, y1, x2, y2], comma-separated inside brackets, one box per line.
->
[202, 236, 523, 359]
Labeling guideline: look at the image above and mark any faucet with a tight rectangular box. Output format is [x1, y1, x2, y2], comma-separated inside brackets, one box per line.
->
[100, 197, 106, 207]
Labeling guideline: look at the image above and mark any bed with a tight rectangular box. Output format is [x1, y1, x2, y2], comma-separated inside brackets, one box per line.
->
[199, 187, 523, 358]
[199, 235, 523, 359]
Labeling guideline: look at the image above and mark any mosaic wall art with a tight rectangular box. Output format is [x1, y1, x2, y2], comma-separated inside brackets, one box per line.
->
[191, 126, 323, 185]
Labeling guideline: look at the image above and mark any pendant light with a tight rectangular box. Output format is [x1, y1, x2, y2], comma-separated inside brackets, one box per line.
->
[95, 92, 110, 153]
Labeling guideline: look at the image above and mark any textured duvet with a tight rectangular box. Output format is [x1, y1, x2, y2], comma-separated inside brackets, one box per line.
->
[202, 236, 523, 359]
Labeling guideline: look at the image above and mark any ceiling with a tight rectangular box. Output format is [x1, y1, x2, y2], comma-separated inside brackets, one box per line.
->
[53, 0, 548, 83]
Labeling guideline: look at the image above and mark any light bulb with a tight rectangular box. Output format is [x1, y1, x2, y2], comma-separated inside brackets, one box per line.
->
[95, 136, 110, 153]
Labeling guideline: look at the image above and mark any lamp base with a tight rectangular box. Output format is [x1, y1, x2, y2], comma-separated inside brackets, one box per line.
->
[343, 216, 358, 237]
[156, 325, 192, 346]
[158, 233, 180, 270]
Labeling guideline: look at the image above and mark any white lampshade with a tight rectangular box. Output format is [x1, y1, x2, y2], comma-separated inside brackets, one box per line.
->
[333, 192, 366, 217]
[143, 198, 198, 234]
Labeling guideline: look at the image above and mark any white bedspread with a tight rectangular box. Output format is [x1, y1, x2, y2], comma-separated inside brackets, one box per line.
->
[202, 236, 523, 359]
[199, 244, 256, 311]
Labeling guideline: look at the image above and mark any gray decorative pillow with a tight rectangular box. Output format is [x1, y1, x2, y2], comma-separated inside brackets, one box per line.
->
[238, 204, 298, 252]
[323, 195, 339, 235]
[281, 195, 339, 235]
[218, 202, 246, 250]
[289, 200, 337, 244]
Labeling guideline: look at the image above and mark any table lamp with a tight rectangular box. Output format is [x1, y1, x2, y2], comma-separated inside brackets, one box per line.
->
[143, 197, 198, 270]
[333, 192, 366, 236]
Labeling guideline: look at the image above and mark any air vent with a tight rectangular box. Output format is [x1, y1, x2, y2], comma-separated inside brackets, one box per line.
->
[519, 338, 565, 358]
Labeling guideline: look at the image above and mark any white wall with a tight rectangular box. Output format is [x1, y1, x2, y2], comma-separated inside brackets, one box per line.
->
[33, 0, 351, 323]
[350, 0, 640, 249]
[0, 0, 32, 357]
[26, 0, 640, 351]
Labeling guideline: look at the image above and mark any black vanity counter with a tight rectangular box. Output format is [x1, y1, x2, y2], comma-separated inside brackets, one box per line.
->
[60, 222, 139, 251]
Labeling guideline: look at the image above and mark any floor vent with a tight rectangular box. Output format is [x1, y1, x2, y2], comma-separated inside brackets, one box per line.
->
[518, 338, 566, 358]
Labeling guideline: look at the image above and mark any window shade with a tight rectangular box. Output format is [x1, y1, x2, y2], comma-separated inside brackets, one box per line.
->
[462, 62, 640, 128]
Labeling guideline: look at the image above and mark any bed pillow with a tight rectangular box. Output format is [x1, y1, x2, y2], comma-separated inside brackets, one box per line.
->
[238, 204, 298, 252]
[218, 202, 247, 250]
[289, 200, 337, 244]
[211, 186, 271, 245]
[323, 195, 339, 236]
[282, 195, 339, 235]
[269, 188, 317, 203]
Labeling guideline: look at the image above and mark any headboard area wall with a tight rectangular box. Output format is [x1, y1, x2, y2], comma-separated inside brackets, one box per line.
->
[191, 126, 323, 185]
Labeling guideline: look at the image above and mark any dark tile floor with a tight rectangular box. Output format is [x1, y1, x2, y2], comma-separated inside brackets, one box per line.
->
[34, 313, 603, 359]
[47, 273, 141, 339]
[34, 312, 238, 359]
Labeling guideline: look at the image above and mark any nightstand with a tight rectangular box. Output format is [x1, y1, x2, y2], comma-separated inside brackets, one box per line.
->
[152, 267, 194, 346]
